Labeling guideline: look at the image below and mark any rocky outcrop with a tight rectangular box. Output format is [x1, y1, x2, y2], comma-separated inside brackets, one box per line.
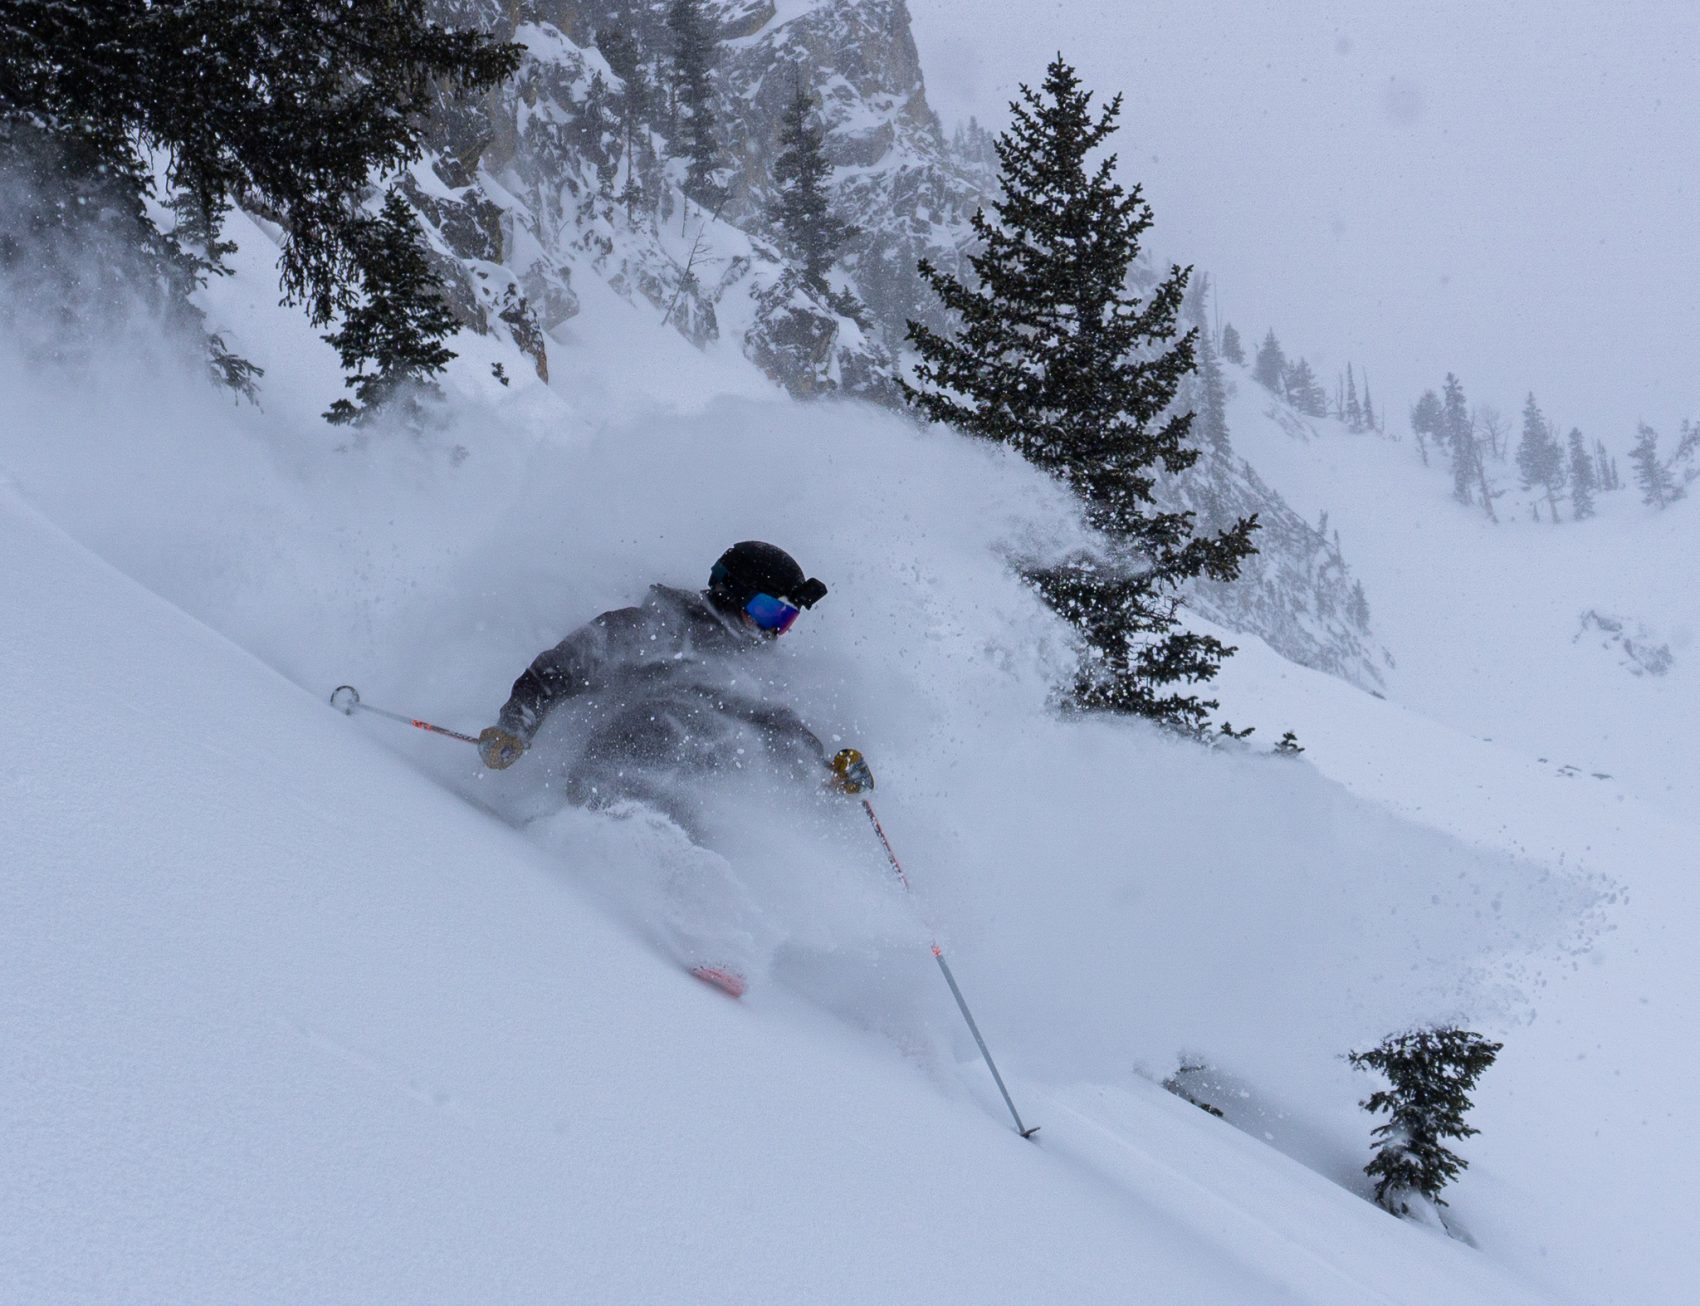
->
[419, 0, 991, 364]
[716, 0, 990, 351]
[744, 271, 896, 402]
[1174, 452, 1390, 691]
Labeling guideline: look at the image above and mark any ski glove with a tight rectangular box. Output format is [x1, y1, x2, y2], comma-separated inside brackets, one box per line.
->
[479, 726, 527, 770]
[827, 748, 875, 795]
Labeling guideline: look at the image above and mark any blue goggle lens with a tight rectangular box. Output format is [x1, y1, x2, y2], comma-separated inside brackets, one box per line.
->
[744, 592, 801, 633]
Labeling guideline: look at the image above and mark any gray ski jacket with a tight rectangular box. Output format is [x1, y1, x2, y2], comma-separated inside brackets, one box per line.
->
[496, 585, 828, 808]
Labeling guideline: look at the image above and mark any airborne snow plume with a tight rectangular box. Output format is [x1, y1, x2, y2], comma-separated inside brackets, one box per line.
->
[2, 229, 1601, 1155]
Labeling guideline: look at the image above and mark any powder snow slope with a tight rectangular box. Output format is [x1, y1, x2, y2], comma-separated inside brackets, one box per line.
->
[1212, 375, 1700, 1305]
[0, 195, 1635, 1302]
[0, 479, 1556, 1304]
[2, 220, 1605, 1299]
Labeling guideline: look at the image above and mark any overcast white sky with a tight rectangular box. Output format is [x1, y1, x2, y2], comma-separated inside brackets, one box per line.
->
[907, 0, 1698, 445]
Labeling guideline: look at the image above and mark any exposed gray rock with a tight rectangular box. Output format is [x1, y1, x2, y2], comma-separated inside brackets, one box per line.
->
[744, 270, 896, 401]
[1575, 610, 1673, 678]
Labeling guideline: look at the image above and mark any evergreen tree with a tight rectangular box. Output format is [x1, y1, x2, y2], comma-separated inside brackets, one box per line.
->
[1344, 364, 1364, 432]
[2, 0, 520, 402]
[578, 72, 621, 193]
[1361, 375, 1378, 433]
[1410, 388, 1443, 465]
[902, 56, 1257, 733]
[1347, 579, 1371, 632]
[1567, 428, 1596, 520]
[1450, 428, 1480, 507]
[1252, 329, 1287, 391]
[1285, 357, 1327, 417]
[598, 21, 667, 222]
[1220, 321, 1245, 366]
[1, 118, 212, 376]
[1196, 330, 1231, 458]
[950, 117, 1000, 180]
[323, 191, 458, 427]
[168, 188, 238, 278]
[1274, 730, 1305, 756]
[665, 0, 721, 202]
[598, 24, 650, 122]
[1594, 438, 1620, 492]
[767, 75, 852, 293]
[1460, 404, 1502, 521]
[167, 188, 260, 401]
[1441, 374, 1473, 501]
[1182, 269, 1212, 336]
[1630, 423, 1683, 508]
[1672, 419, 1700, 487]
[1515, 393, 1565, 522]
[1439, 376, 1471, 452]
[1349, 1027, 1502, 1218]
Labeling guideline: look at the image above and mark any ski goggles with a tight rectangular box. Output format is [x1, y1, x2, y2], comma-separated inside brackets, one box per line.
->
[744, 592, 801, 634]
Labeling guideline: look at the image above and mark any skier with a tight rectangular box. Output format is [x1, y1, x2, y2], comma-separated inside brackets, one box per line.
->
[477, 541, 873, 993]
[476, 542, 874, 991]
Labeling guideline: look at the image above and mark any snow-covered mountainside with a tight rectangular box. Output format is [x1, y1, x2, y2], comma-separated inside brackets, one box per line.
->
[4, 186, 1698, 1302]
[389, 0, 1382, 685]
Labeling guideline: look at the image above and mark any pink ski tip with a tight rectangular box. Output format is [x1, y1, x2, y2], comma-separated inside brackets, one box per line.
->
[690, 965, 747, 999]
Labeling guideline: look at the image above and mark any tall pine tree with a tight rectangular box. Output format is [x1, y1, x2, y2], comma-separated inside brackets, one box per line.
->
[1252, 329, 1286, 391]
[1441, 374, 1474, 502]
[902, 57, 1256, 732]
[767, 75, 852, 293]
[1594, 438, 1620, 492]
[323, 191, 458, 427]
[1672, 419, 1700, 485]
[1630, 423, 1683, 508]
[1515, 393, 1565, 522]
[1196, 330, 1231, 458]
[1410, 389, 1443, 465]
[1220, 321, 1245, 366]
[665, 0, 720, 202]
[1284, 357, 1327, 417]
[598, 23, 663, 222]
[1567, 427, 1597, 520]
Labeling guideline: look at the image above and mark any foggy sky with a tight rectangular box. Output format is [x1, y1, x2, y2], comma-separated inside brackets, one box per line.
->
[907, 0, 1699, 447]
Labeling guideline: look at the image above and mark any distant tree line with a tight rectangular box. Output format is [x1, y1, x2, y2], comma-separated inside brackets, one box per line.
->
[1245, 329, 1379, 432]
[1213, 303, 1700, 526]
[1406, 374, 1696, 522]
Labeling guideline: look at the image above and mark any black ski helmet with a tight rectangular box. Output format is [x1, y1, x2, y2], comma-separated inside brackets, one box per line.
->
[707, 541, 828, 613]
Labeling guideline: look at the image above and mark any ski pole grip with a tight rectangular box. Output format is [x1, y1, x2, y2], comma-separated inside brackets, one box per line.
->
[330, 685, 361, 715]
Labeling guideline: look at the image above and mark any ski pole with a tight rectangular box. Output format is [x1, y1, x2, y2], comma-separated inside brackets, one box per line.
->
[328, 685, 481, 745]
[860, 798, 1038, 1140]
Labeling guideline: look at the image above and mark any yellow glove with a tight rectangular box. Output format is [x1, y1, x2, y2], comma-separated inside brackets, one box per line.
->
[827, 748, 875, 795]
[478, 726, 526, 770]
